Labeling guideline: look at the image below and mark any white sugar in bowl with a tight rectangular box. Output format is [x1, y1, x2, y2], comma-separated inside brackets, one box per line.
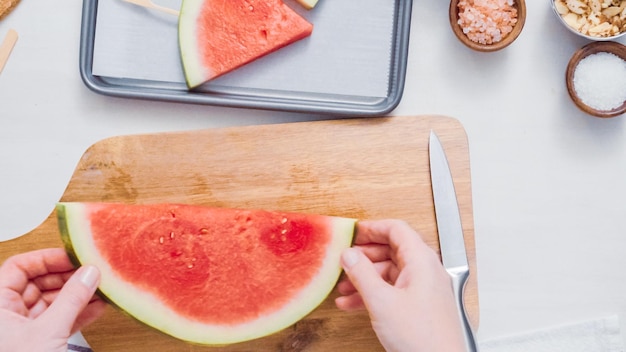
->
[565, 41, 626, 117]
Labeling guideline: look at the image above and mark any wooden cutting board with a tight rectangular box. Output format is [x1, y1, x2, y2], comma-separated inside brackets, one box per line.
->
[0, 115, 478, 351]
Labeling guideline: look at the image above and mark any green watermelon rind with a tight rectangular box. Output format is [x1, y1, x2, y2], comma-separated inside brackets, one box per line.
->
[178, 0, 207, 89]
[56, 202, 356, 346]
[296, 0, 319, 10]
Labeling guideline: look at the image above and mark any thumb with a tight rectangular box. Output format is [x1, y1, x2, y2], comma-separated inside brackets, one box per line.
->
[41, 265, 101, 335]
[340, 248, 388, 303]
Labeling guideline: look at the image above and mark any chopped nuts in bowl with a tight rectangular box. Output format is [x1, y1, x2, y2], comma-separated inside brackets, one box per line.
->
[552, 0, 626, 40]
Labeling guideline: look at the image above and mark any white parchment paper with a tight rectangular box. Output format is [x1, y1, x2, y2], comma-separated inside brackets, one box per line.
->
[91, 0, 396, 97]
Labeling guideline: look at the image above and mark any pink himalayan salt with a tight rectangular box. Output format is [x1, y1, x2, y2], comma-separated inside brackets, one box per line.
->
[457, 0, 518, 45]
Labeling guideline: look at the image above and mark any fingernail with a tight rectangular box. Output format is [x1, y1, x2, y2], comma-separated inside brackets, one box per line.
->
[342, 248, 359, 269]
[79, 265, 100, 289]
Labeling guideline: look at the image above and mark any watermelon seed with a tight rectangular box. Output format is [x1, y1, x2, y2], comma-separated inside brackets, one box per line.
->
[281, 217, 288, 224]
[187, 264, 194, 269]
[170, 231, 175, 239]
[159, 236, 164, 244]
[200, 228, 209, 234]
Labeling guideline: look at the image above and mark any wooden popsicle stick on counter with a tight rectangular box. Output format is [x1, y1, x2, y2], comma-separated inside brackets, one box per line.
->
[121, 0, 179, 16]
[0, 29, 17, 75]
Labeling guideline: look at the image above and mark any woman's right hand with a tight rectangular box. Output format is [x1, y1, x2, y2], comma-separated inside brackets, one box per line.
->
[335, 219, 465, 352]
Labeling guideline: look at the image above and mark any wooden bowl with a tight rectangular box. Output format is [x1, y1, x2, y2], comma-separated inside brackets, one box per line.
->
[565, 41, 626, 118]
[449, 0, 526, 52]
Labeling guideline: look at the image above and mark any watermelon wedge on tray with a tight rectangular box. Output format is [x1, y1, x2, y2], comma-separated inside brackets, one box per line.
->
[178, 0, 314, 89]
[56, 202, 355, 345]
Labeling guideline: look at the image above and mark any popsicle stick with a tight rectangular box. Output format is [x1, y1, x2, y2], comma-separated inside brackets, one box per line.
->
[122, 0, 179, 16]
[0, 29, 18, 75]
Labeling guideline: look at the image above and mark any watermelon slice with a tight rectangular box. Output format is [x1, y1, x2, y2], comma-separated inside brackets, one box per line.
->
[178, 0, 314, 89]
[56, 202, 355, 345]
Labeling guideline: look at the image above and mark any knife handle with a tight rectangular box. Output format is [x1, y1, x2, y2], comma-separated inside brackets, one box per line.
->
[449, 267, 479, 352]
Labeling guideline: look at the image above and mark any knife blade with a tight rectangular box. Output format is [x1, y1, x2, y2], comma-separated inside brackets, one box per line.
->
[429, 130, 478, 352]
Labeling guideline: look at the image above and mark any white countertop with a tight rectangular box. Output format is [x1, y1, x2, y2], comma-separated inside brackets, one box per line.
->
[2, 0, 626, 346]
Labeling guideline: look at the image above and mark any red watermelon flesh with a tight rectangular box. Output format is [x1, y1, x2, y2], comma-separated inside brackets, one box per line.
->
[56, 202, 355, 345]
[179, 0, 313, 89]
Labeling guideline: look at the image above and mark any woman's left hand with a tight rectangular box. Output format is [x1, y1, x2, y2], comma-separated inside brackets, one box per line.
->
[0, 248, 106, 351]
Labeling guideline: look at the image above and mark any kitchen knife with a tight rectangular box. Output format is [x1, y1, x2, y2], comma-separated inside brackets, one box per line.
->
[429, 131, 478, 352]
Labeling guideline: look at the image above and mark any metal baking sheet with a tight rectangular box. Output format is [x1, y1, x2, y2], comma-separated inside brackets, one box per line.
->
[79, 0, 412, 116]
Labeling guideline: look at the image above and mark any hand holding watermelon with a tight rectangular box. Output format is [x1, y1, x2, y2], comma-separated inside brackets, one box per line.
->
[335, 220, 466, 352]
[0, 248, 106, 352]
[0, 218, 465, 352]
